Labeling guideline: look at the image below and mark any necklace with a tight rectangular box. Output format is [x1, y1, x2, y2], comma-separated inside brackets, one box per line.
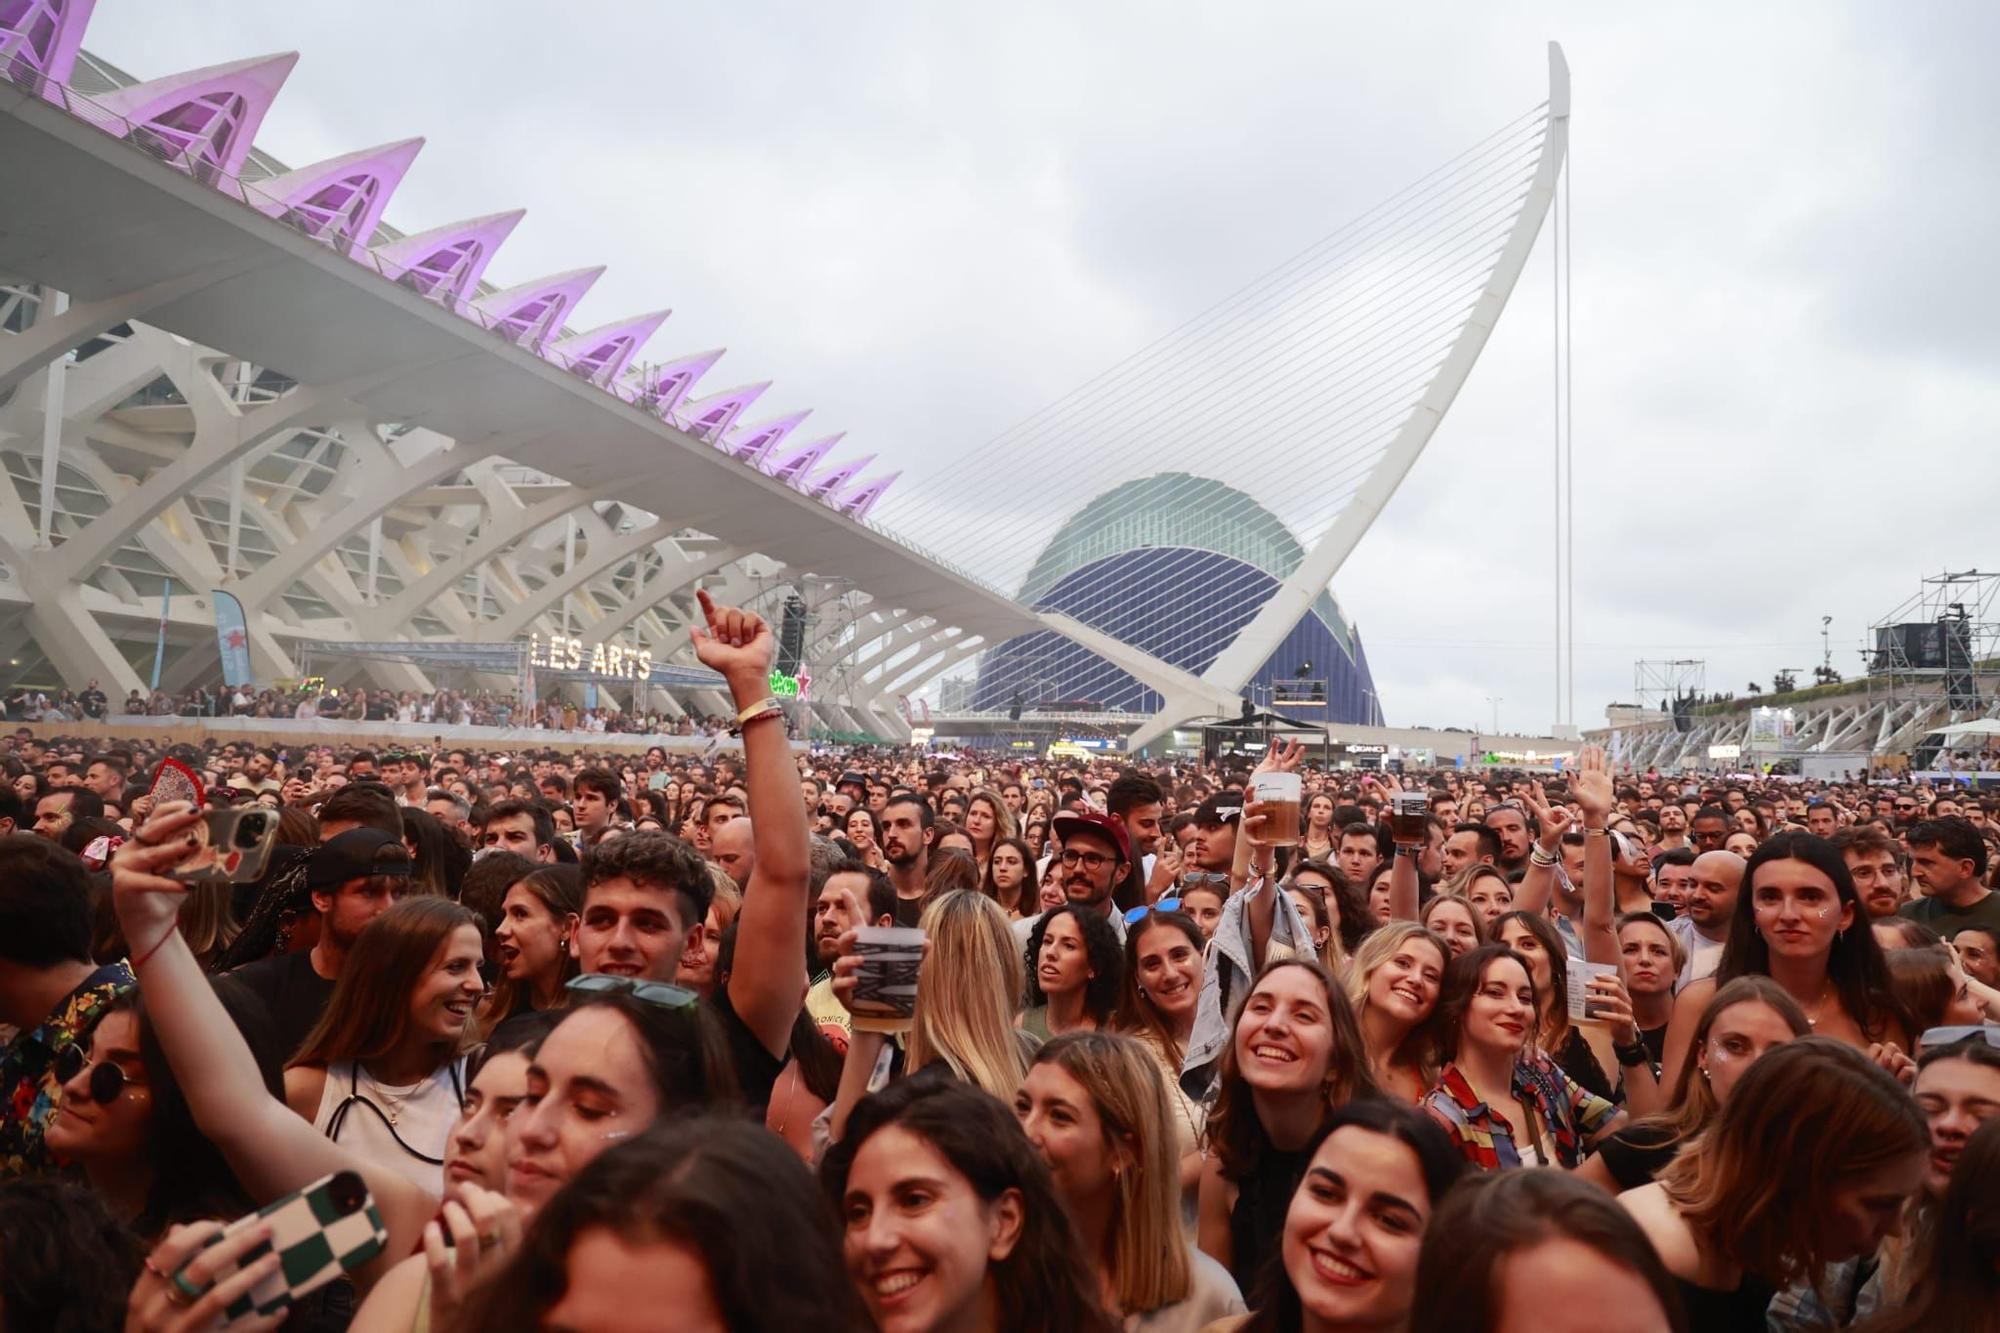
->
[1800, 982, 1836, 1029]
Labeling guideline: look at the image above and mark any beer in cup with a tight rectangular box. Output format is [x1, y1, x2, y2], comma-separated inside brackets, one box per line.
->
[848, 925, 925, 1034]
[1252, 771, 1302, 844]
[1389, 790, 1430, 845]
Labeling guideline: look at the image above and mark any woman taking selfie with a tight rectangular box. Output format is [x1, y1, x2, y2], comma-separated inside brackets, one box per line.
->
[983, 835, 1034, 918]
[1198, 959, 1377, 1291]
[1015, 1033, 1244, 1327]
[1621, 1038, 1925, 1332]
[480, 863, 582, 1034]
[824, 1073, 1118, 1333]
[1344, 922, 1449, 1104]
[1421, 944, 1621, 1171]
[1491, 909, 1630, 1106]
[1021, 903, 1123, 1042]
[1572, 976, 1808, 1193]
[286, 897, 487, 1193]
[1663, 833, 1914, 1089]
[1220, 1099, 1464, 1333]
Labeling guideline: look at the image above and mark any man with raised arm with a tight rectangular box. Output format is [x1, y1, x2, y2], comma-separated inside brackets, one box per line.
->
[567, 591, 810, 1113]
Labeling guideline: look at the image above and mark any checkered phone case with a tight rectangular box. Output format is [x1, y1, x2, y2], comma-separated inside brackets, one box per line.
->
[194, 1169, 388, 1319]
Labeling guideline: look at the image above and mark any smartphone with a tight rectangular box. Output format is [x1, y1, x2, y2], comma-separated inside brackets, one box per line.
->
[178, 1169, 387, 1321]
[1650, 899, 1679, 923]
[167, 807, 281, 884]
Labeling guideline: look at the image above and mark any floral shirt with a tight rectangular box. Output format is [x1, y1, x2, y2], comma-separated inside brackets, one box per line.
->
[0, 962, 136, 1176]
[1422, 1049, 1617, 1171]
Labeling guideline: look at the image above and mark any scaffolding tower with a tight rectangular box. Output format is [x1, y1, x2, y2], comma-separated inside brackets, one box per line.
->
[1868, 570, 2000, 713]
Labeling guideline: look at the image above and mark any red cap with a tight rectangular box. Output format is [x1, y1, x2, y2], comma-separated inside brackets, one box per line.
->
[1051, 810, 1131, 865]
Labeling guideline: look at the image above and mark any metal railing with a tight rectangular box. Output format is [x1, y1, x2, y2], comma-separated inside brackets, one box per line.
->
[5, 59, 1011, 604]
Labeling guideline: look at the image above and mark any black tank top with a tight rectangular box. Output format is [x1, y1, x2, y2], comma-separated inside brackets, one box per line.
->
[1227, 1140, 1311, 1293]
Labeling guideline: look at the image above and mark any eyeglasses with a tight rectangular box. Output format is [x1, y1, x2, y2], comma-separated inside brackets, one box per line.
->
[1919, 1024, 2000, 1053]
[1058, 847, 1115, 873]
[566, 973, 699, 1011]
[1123, 897, 1184, 926]
[54, 1044, 136, 1104]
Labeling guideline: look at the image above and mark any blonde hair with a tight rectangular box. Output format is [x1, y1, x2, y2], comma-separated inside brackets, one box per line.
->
[1345, 922, 1450, 1080]
[965, 789, 1018, 849]
[907, 890, 1028, 1101]
[1033, 1032, 1190, 1314]
[177, 882, 238, 972]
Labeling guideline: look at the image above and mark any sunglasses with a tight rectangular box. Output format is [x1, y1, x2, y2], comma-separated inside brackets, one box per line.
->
[1178, 872, 1230, 888]
[1123, 897, 1184, 926]
[1918, 1024, 2000, 1054]
[567, 973, 699, 1011]
[55, 1043, 136, 1105]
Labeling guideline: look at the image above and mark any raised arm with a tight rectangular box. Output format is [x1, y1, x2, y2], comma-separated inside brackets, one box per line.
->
[1241, 739, 1304, 969]
[110, 807, 434, 1285]
[1573, 747, 1620, 966]
[696, 589, 809, 1061]
[1515, 789, 1571, 918]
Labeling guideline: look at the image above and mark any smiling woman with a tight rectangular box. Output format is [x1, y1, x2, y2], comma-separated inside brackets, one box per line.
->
[283, 897, 487, 1194]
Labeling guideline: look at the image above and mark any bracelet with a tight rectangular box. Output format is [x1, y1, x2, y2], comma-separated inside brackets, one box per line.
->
[1582, 826, 1609, 839]
[1529, 847, 1557, 866]
[131, 929, 176, 970]
[1613, 1040, 1653, 1068]
[1395, 844, 1421, 858]
[734, 696, 782, 726]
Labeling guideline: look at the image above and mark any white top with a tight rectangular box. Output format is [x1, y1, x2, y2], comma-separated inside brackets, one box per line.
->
[312, 1058, 465, 1197]
[1126, 1249, 1245, 1332]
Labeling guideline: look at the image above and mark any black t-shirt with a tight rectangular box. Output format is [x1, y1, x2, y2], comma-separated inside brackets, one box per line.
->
[218, 951, 336, 1066]
[1595, 1120, 1683, 1191]
[706, 985, 783, 1117]
[892, 895, 925, 929]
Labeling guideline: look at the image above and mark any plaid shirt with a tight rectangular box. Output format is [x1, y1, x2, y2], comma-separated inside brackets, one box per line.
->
[1, 961, 135, 1176]
[1422, 1049, 1617, 1170]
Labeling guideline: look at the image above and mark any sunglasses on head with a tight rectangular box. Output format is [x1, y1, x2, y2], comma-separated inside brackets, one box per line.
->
[1123, 897, 1184, 926]
[566, 973, 699, 1011]
[55, 1043, 134, 1105]
[1919, 1024, 2000, 1054]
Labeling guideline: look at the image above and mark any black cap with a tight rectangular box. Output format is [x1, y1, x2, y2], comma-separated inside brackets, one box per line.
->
[837, 771, 868, 794]
[1194, 793, 1243, 827]
[308, 827, 413, 890]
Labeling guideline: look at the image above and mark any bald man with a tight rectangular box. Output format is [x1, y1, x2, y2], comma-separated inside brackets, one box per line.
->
[1668, 849, 1744, 989]
[712, 815, 756, 890]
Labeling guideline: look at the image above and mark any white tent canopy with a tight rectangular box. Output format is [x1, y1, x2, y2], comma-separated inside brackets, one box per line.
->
[1933, 718, 2000, 739]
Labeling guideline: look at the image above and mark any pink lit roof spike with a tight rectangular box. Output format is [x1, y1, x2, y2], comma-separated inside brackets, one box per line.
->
[1, 0, 98, 91]
[549, 309, 669, 387]
[250, 137, 424, 256]
[374, 208, 524, 305]
[470, 266, 605, 351]
[637, 347, 725, 419]
[836, 470, 901, 521]
[804, 453, 875, 501]
[765, 434, 842, 488]
[675, 381, 769, 445]
[95, 52, 299, 183]
[723, 410, 811, 467]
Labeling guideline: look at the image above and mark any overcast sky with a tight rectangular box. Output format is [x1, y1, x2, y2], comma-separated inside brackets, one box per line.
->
[85, 2, 2000, 735]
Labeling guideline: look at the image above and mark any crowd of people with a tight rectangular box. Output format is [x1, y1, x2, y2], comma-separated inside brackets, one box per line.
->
[4, 598, 2000, 1330]
[4, 676, 758, 737]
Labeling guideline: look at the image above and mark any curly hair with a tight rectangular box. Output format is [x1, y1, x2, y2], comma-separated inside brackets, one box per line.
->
[579, 829, 714, 930]
[1024, 903, 1125, 1027]
[0, 1176, 143, 1333]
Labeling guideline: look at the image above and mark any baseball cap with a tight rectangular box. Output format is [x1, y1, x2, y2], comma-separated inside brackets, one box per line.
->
[1194, 793, 1244, 828]
[1051, 810, 1132, 864]
[308, 827, 413, 890]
